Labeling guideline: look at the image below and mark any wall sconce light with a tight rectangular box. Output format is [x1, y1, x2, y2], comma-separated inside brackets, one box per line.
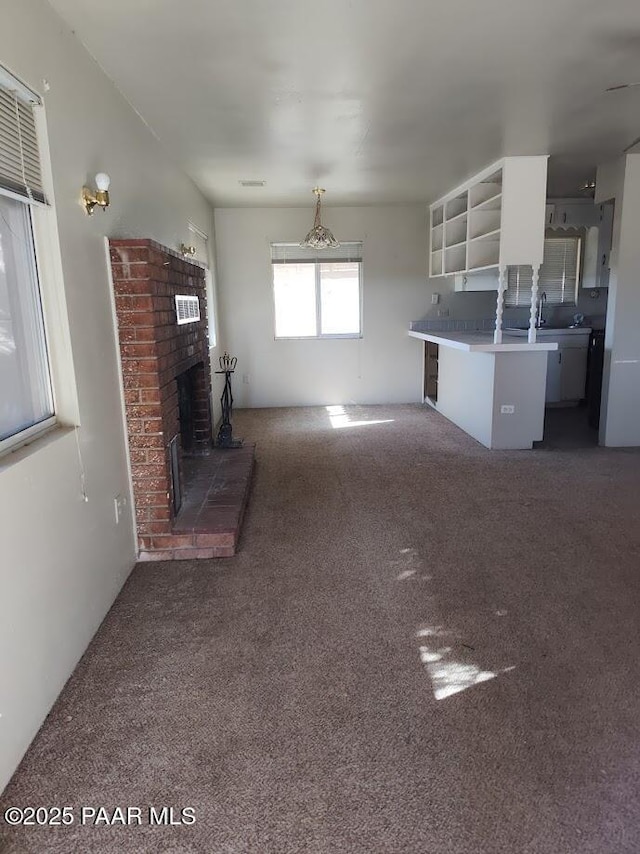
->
[82, 172, 111, 215]
[180, 243, 197, 257]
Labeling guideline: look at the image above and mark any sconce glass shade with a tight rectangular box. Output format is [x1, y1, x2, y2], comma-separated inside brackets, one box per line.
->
[95, 172, 110, 191]
[301, 187, 340, 249]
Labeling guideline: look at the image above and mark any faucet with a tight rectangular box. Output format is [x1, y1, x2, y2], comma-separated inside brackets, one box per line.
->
[536, 291, 547, 328]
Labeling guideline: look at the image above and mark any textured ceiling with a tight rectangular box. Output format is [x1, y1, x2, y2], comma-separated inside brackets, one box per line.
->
[48, 0, 640, 206]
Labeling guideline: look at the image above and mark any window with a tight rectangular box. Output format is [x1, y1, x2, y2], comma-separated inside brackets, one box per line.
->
[271, 242, 363, 338]
[188, 221, 217, 347]
[506, 236, 581, 307]
[0, 67, 54, 451]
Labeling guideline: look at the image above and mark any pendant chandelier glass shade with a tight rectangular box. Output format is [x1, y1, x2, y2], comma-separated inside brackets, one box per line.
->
[300, 187, 340, 249]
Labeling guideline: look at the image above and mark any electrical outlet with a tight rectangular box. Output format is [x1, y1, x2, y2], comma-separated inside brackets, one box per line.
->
[431, 293, 440, 305]
[242, 373, 250, 384]
[114, 494, 127, 524]
[500, 405, 515, 414]
[438, 308, 449, 317]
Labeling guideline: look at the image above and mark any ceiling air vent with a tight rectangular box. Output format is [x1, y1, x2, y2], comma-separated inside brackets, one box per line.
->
[239, 180, 266, 187]
[175, 294, 200, 325]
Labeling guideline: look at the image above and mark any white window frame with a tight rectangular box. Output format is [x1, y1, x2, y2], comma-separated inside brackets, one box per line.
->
[187, 220, 217, 348]
[0, 65, 77, 459]
[271, 250, 364, 341]
[0, 200, 56, 454]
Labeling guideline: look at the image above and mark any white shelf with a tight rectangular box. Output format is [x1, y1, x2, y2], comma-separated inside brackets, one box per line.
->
[445, 218, 468, 248]
[469, 208, 501, 239]
[470, 178, 502, 208]
[466, 263, 499, 273]
[469, 228, 501, 243]
[428, 156, 548, 279]
[468, 239, 500, 270]
[444, 243, 467, 274]
[445, 192, 468, 221]
[445, 209, 468, 225]
[472, 192, 502, 211]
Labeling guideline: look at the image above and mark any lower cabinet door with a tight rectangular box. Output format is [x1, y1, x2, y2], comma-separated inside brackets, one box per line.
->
[546, 351, 562, 403]
[559, 347, 588, 401]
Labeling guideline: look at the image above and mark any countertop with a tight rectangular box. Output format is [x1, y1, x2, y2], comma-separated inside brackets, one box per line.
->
[408, 330, 559, 352]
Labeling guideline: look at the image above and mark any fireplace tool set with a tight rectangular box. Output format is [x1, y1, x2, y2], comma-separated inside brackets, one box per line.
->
[215, 352, 243, 448]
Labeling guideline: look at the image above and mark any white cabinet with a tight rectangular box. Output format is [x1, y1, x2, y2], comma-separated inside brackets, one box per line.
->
[543, 332, 590, 404]
[588, 202, 613, 289]
[559, 347, 588, 401]
[454, 272, 499, 292]
[546, 199, 613, 289]
[429, 156, 548, 279]
[548, 200, 599, 228]
[545, 350, 562, 402]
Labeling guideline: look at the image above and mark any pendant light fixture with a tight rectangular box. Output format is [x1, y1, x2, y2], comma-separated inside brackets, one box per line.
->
[300, 187, 340, 249]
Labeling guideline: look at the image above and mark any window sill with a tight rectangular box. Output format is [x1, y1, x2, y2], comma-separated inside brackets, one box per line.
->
[274, 334, 363, 341]
[0, 422, 75, 473]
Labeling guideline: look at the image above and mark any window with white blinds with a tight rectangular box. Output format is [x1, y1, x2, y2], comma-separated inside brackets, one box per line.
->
[0, 66, 54, 452]
[271, 242, 363, 338]
[506, 237, 581, 307]
[0, 68, 46, 204]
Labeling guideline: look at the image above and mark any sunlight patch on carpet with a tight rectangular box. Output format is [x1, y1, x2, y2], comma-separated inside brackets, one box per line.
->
[326, 405, 394, 430]
[416, 625, 515, 700]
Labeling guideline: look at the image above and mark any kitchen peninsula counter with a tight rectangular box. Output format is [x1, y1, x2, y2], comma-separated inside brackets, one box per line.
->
[408, 329, 558, 352]
[410, 329, 557, 450]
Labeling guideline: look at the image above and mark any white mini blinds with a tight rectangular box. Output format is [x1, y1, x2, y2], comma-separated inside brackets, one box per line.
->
[271, 242, 363, 264]
[0, 68, 46, 205]
[506, 236, 581, 307]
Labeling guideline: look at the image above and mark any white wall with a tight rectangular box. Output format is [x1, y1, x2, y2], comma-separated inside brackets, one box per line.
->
[214, 206, 430, 407]
[596, 154, 640, 446]
[0, 0, 216, 792]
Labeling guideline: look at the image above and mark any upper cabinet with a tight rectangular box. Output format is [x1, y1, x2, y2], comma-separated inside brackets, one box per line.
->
[429, 156, 548, 278]
[546, 200, 599, 229]
[546, 198, 613, 289]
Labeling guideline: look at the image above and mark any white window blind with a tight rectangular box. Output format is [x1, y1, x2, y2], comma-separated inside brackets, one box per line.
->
[0, 69, 46, 205]
[271, 242, 363, 264]
[506, 237, 581, 307]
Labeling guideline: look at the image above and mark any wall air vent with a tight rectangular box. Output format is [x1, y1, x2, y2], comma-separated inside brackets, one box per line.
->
[175, 294, 200, 325]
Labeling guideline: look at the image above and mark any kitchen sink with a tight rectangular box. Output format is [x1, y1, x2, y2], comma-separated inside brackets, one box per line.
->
[504, 326, 592, 337]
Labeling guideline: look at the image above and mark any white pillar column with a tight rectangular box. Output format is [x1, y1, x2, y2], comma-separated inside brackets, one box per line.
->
[528, 264, 540, 344]
[494, 266, 507, 344]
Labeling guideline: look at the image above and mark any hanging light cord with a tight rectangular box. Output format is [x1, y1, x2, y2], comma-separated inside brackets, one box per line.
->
[313, 189, 323, 228]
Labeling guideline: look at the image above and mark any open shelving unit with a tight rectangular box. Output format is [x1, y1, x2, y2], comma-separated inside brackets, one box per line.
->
[428, 157, 548, 282]
[430, 189, 470, 275]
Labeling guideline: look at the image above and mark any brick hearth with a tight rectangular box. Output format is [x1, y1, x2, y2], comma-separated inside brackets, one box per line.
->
[110, 238, 252, 560]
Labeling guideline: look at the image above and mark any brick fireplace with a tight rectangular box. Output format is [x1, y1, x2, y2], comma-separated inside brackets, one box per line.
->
[110, 238, 225, 560]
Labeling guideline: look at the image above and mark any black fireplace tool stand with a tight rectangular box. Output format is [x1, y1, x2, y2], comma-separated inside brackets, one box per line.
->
[215, 352, 243, 449]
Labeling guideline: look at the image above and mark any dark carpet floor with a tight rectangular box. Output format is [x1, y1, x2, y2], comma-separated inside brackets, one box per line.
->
[3, 404, 640, 854]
